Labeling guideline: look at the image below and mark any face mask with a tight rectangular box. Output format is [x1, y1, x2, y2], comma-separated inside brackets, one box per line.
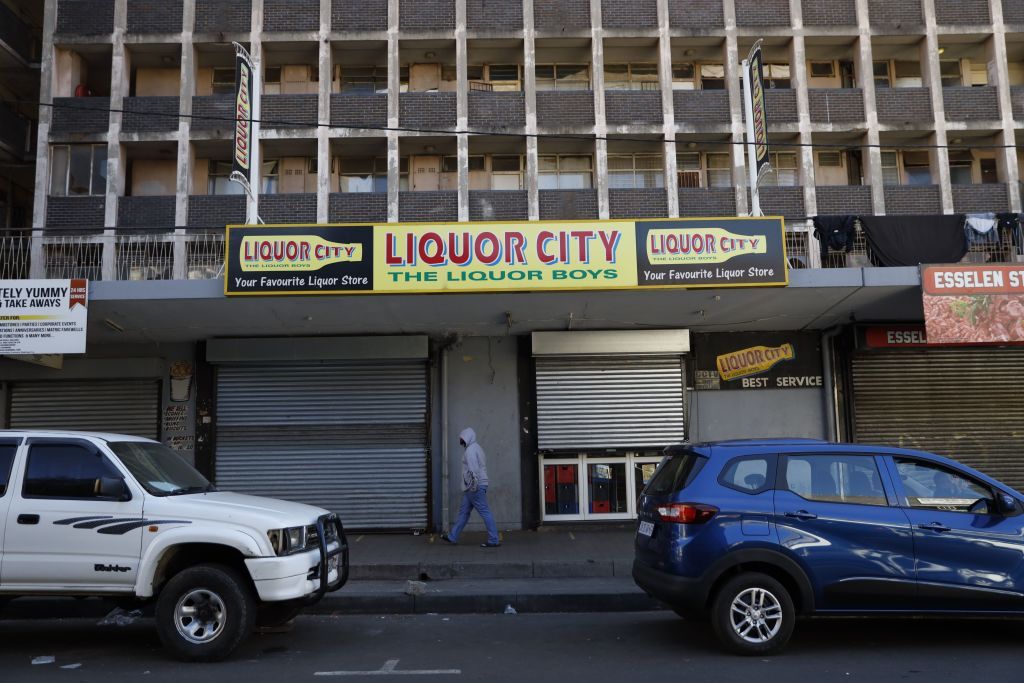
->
[459, 439, 466, 447]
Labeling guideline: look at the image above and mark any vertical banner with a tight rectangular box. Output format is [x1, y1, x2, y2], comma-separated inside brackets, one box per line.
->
[746, 40, 771, 181]
[230, 42, 255, 199]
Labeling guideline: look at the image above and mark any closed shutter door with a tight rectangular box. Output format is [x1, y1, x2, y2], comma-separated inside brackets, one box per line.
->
[852, 348, 1024, 491]
[8, 380, 160, 439]
[215, 361, 429, 530]
[535, 355, 686, 450]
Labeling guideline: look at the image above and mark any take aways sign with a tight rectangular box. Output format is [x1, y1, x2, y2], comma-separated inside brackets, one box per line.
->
[0, 279, 88, 354]
[225, 217, 788, 295]
[693, 332, 823, 390]
[922, 264, 1024, 344]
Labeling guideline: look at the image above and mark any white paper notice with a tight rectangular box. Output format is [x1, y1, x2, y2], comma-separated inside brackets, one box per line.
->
[0, 279, 88, 355]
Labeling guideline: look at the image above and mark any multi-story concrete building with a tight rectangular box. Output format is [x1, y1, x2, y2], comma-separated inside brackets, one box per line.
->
[3, 0, 1024, 533]
[0, 0, 41, 234]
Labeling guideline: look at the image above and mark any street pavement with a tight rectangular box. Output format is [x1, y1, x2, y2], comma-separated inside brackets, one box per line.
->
[1, 611, 1022, 682]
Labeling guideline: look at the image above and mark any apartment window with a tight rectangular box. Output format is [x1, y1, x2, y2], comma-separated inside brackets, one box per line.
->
[398, 157, 410, 191]
[467, 64, 522, 92]
[492, 155, 524, 190]
[338, 66, 388, 94]
[212, 67, 235, 95]
[50, 145, 107, 196]
[398, 66, 410, 93]
[764, 64, 791, 89]
[677, 152, 731, 188]
[538, 155, 593, 189]
[340, 157, 388, 193]
[677, 152, 701, 187]
[948, 151, 974, 185]
[699, 64, 726, 90]
[536, 64, 590, 91]
[672, 63, 696, 90]
[259, 161, 280, 194]
[880, 151, 900, 185]
[893, 61, 922, 87]
[980, 158, 998, 183]
[873, 61, 891, 89]
[208, 161, 245, 195]
[608, 154, 665, 189]
[706, 153, 730, 187]
[940, 60, 963, 87]
[809, 62, 835, 78]
[903, 151, 931, 185]
[604, 63, 659, 91]
[761, 152, 798, 187]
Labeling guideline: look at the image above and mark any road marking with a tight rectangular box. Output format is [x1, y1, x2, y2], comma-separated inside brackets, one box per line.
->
[315, 659, 461, 676]
[569, 531, 575, 541]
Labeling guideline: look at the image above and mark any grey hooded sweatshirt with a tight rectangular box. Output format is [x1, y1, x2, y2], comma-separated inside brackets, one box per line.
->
[459, 427, 489, 491]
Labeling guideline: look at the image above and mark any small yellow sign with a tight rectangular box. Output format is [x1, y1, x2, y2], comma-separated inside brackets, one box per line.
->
[716, 343, 795, 381]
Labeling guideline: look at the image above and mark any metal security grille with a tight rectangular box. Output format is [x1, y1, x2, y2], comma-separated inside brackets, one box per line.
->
[535, 355, 686, 450]
[851, 348, 1024, 491]
[214, 361, 429, 530]
[8, 380, 160, 439]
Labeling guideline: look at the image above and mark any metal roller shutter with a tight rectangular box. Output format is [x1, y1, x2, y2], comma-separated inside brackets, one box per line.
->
[535, 355, 686, 450]
[852, 348, 1024, 491]
[215, 361, 428, 530]
[8, 380, 160, 439]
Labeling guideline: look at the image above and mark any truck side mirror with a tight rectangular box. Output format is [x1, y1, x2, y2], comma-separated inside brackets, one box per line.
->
[98, 477, 131, 502]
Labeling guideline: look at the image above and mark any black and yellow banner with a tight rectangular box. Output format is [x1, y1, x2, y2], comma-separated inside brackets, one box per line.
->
[225, 217, 788, 295]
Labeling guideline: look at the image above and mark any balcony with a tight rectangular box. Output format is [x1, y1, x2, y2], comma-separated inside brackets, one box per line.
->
[1013, 86, 1024, 120]
[194, 0, 251, 33]
[332, 0, 388, 31]
[399, 93, 457, 131]
[808, 90, 865, 125]
[943, 86, 1000, 122]
[601, 0, 657, 29]
[735, 0, 789, 25]
[815, 186, 873, 215]
[1006, 0, 1024, 24]
[399, 0, 455, 31]
[467, 0, 523, 31]
[935, 0, 989, 24]
[127, 0, 183, 34]
[46, 196, 105, 229]
[605, 92, 662, 126]
[952, 184, 1009, 213]
[670, 0, 723, 28]
[0, 1, 35, 62]
[122, 97, 180, 133]
[468, 92, 526, 131]
[56, 0, 114, 36]
[764, 90, 798, 125]
[609, 188, 667, 218]
[259, 194, 317, 223]
[329, 193, 388, 223]
[537, 92, 595, 129]
[117, 196, 176, 228]
[678, 188, 736, 217]
[534, 0, 590, 33]
[469, 191, 528, 220]
[264, 0, 320, 32]
[759, 186, 805, 218]
[876, 88, 932, 125]
[399, 191, 457, 222]
[802, 0, 856, 25]
[51, 97, 109, 135]
[869, 0, 922, 28]
[187, 195, 245, 227]
[539, 189, 598, 220]
[883, 185, 942, 214]
[0, 101, 31, 158]
[261, 95, 319, 130]
[331, 94, 387, 129]
[673, 91, 730, 128]
[190, 96, 234, 135]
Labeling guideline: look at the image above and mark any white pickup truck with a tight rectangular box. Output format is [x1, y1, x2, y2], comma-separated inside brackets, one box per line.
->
[0, 430, 349, 661]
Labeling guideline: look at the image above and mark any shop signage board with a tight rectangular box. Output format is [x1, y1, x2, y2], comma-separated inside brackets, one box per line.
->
[921, 264, 1024, 344]
[692, 332, 822, 390]
[0, 279, 88, 354]
[225, 217, 788, 295]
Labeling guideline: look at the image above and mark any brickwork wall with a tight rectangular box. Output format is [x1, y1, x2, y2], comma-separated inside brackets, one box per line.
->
[332, 0, 388, 31]
[467, 0, 523, 31]
[46, 195, 105, 227]
[868, 0, 922, 27]
[735, 0, 790, 25]
[56, 0, 114, 35]
[51, 97, 109, 134]
[258, 193, 318, 223]
[399, 93, 457, 130]
[943, 86, 1000, 121]
[399, 191, 458, 221]
[262, 94, 319, 128]
[1005, 0, 1024, 24]
[329, 193, 389, 223]
[759, 186, 805, 218]
[601, 0, 657, 28]
[952, 184, 1009, 213]
[536, 92, 594, 128]
[533, 0, 590, 32]
[187, 195, 246, 227]
[808, 89, 865, 124]
[935, 0, 989, 24]
[815, 186, 874, 215]
[605, 92, 662, 126]
[875, 87, 932, 123]
[127, 0, 183, 33]
[468, 92, 526, 130]
[765, 89, 798, 124]
[674, 91, 730, 126]
[469, 191, 528, 220]
[678, 188, 736, 217]
[190, 96, 234, 134]
[539, 189, 598, 219]
[883, 185, 941, 214]
[117, 196, 176, 227]
[264, 0, 320, 31]
[669, 0, 724, 28]
[399, 0, 455, 31]
[1012, 86, 1024, 119]
[802, 0, 857, 25]
[195, 0, 251, 33]
[122, 97, 180, 133]
[609, 188, 667, 218]
[331, 94, 388, 128]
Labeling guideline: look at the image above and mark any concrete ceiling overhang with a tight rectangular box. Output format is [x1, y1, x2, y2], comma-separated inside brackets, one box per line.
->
[85, 267, 924, 345]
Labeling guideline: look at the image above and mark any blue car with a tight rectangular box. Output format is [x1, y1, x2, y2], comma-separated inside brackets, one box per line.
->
[632, 439, 1024, 655]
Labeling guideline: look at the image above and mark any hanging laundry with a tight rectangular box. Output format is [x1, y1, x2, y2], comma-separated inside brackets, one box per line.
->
[997, 212, 1024, 250]
[964, 212, 998, 248]
[812, 215, 858, 262]
[858, 214, 967, 267]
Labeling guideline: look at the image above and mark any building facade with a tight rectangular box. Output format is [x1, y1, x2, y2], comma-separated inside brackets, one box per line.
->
[2, 0, 1024, 532]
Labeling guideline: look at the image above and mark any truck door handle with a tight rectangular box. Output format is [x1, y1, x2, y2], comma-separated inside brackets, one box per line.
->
[785, 510, 817, 521]
[17, 514, 39, 525]
[918, 522, 951, 533]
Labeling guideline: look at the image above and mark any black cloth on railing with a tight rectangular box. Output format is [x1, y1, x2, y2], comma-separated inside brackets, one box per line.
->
[812, 215, 858, 261]
[858, 214, 967, 267]
[997, 212, 1024, 249]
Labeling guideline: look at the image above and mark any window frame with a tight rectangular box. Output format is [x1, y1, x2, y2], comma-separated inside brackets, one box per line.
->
[21, 438, 131, 502]
[890, 456, 999, 514]
[0, 439, 19, 498]
[603, 62, 661, 91]
[717, 454, 777, 495]
[607, 153, 666, 189]
[50, 144, 108, 197]
[780, 452, 892, 507]
[538, 154, 594, 190]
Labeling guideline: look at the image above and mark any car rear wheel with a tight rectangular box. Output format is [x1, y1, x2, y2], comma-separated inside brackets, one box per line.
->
[710, 572, 794, 655]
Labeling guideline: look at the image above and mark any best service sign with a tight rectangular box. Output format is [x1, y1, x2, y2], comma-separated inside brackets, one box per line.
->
[225, 217, 787, 295]
[0, 279, 88, 354]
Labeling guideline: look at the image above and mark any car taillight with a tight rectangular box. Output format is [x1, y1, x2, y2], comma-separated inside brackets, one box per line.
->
[655, 503, 718, 524]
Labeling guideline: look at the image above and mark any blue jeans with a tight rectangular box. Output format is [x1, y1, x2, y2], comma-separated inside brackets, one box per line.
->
[449, 486, 499, 545]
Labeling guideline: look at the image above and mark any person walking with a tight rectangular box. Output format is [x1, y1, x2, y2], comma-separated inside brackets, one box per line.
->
[442, 427, 500, 547]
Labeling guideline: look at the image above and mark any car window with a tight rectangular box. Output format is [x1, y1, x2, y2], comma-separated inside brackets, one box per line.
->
[782, 453, 887, 506]
[23, 442, 123, 499]
[0, 443, 16, 496]
[719, 456, 773, 494]
[645, 451, 705, 496]
[894, 458, 991, 513]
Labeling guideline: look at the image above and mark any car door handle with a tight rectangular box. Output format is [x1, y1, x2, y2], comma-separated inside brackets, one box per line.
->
[785, 510, 818, 520]
[17, 514, 39, 525]
[918, 522, 951, 533]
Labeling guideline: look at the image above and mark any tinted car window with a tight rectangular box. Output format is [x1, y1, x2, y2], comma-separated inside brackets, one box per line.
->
[719, 456, 772, 494]
[645, 452, 704, 496]
[0, 443, 16, 496]
[895, 458, 991, 513]
[24, 443, 123, 499]
[783, 454, 887, 506]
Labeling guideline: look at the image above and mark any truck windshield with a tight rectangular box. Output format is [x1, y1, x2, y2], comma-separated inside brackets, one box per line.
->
[108, 441, 215, 496]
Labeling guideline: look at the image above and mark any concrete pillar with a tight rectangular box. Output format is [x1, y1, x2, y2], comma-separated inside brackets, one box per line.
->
[523, 0, 539, 220]
[387, 0, 400, 222]
[920, 0, 954, 214]
[173, 1, 196, 280]
[248, 0, 264, 223]
[656, 0, 678, 217]
[102, 0, 129, 280]
[30, 0, 58, 277]
[722, 0, 749, 215]
[456, 0, 469, 222]
[316, 0, 332, 223]
[590, 0, 609, 219]
[853, 2, 886, 215]
[789, 6, 816, 220]
[986, 1, 1022, 211]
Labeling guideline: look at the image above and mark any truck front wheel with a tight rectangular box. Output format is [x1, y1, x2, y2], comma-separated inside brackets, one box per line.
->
[155, 564, 256, 662]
